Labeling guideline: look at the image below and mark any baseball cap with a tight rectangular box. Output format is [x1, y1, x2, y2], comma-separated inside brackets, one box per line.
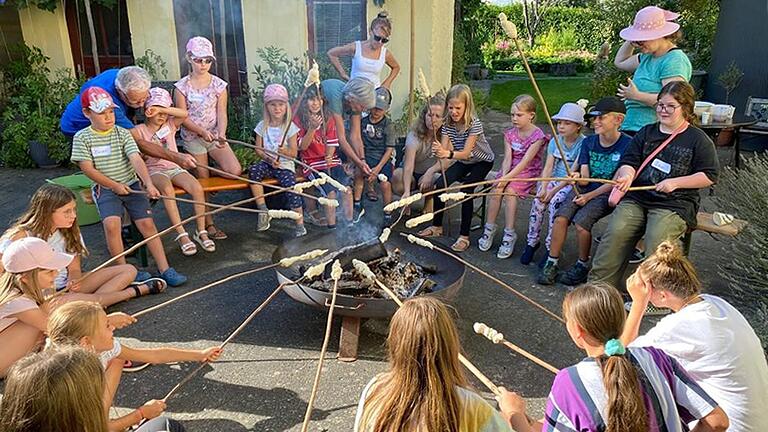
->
[186, 36, 214, 58]
[145, 87, 173, 109]
[585, 97, 626, 118]
[264, 84, 289, 104]
[2, 237, 74, 274]
[373, 87, 392, 110]
[80, 86, 117, 113]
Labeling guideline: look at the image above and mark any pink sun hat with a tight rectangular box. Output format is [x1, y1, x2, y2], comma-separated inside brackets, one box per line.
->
[186, 36, 214, 58]
[619, 6, 681, 42]
[145, 87, 173, 108]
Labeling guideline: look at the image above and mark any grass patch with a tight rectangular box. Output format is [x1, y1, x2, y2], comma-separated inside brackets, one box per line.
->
[489, 76, 591, 119]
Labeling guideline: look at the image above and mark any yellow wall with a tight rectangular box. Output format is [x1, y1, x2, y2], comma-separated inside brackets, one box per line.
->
[241, 0, 309, 92]
[126, 0, 181, 80]
[366, 0, 454, 117]
[17, 1, 74, 72]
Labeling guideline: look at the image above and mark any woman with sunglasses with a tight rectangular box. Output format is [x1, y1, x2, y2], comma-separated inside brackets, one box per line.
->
[327, 11, 401, 90]
[174, 36, 242, 240]
[590, 81, 718, 292]
[614, 6, 692, 136]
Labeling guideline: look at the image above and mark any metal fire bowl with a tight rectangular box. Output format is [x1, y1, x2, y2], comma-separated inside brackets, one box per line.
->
[271, 230, 465, 318]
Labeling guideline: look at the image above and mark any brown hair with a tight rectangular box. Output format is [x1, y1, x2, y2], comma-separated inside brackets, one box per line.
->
[412, 93, 445, 142]
[664, 30, 683, 44]
[638, 241, 701, 299]
[512, 94, 537, 117]
[371, 11, 392, 35]
[4, 183, 88, 256]
[445, 84, 476, 131]
[47, 301, 103, 346]
[358, 297, 468, 432]
[563, 283, 649, 432]
[658, 80, 698, 125]
[0, 345, 107, 432]
[295, 85, 332, 134]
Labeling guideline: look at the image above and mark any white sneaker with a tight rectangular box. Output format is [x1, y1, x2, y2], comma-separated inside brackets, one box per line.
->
[257, 212, 271, 231]
[496, 232, 517, 259]
[478, 225, 497, 252]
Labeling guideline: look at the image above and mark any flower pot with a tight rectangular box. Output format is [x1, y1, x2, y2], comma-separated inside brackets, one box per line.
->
[29, 140, 59, 168]
[716, 128, 735, 147]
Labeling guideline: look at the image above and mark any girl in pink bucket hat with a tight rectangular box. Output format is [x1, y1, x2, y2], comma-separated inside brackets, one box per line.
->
[0, 237, 73, 377]
[133, 87, 218, 255]
[174, 36, 241, 240]
[614, 5, 692, 134]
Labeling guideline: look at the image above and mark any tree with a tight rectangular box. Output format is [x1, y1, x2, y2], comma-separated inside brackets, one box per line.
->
[521, 0, 553, 47]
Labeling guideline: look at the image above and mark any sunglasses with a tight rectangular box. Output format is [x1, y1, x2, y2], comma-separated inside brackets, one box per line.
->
[192, 57, 214, 65]
[373, 34, 390, 44]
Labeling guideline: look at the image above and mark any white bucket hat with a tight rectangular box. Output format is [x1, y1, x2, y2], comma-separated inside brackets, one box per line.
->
[552, 102, 586, 125]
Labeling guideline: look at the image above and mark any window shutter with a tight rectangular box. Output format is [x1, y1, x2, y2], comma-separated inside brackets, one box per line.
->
[312, 0, 365, 57]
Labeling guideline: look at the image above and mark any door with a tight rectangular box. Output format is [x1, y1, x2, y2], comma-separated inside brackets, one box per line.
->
[65, 0, 134, 77]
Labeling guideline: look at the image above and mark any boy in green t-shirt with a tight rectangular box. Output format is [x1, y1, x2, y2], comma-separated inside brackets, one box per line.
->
[71, 87, 187, 286]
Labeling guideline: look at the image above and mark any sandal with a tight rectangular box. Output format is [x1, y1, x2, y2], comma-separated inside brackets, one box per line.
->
[193, 230, 216, 252]
[131, 278, 167, 298]
[206, 224, 228, 240]
[175, 232, 197, 256]
[451, 237, 471, 252]
[418, 226, 443, 238]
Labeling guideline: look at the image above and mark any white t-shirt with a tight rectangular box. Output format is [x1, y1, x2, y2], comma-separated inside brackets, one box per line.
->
[0, 230, 84, 290]
[254, 121, 300, 172]
[631, 294, 768, 432]
[99, 339, 123, 369]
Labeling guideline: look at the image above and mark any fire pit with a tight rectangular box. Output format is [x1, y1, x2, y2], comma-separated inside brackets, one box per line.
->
[272, 229, 466, 360]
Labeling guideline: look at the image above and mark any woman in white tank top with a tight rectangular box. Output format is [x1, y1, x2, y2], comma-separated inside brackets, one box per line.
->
[327, 11, 401, 89]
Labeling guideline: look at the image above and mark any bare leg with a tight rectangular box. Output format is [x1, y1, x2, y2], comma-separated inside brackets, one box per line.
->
[134, 218, 170, 273]
[208, 143, 242, 176]
[391, 167, 406, 196]
[171, 173, 208, 236]
[103, 216, 127, 265]
[381, 181, 393, 205]
[249, 184, 266, 207]
[342, 190, 354, 221]
[576, 224, 593, 261]
[484, 187, 504, 225]
[0, 322, 42, 378]
[152, 175, 190, 240]
[548, 216, 570, 258]
[325, 190, 337, 226]
[503, 194, 518, 231]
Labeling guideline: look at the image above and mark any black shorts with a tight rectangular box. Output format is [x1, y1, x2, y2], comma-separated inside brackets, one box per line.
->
[554, 190, 613, 231]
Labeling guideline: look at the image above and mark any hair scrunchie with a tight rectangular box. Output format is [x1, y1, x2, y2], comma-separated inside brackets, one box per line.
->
[604, 338, 626, 357]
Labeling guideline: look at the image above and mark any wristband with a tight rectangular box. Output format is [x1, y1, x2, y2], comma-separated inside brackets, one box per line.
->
[449, 150, 454, 159]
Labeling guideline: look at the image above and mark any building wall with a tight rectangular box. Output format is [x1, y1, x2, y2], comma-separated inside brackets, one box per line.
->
[16, 2, 74, 73]
[126, 0, 181, 80]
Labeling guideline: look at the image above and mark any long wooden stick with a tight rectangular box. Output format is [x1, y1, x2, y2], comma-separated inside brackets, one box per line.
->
[474, 322, 559, 374]
[217, 137, 323, 178]
[422, 176, 654, 199]
[131, 191, 269, 215]
[400, 233, 564, 324]
[196, 162, 320, 202]
[162, 277, 302, 402]
[131, 263, 279, 318]
[300, 262, 341, 432]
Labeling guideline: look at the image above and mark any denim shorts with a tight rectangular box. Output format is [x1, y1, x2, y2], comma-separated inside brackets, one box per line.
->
[554, 189, 612, 231]
[92, 180, 152, 221]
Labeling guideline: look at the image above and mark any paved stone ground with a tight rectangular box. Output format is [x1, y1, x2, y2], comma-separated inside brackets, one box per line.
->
[0, 109, 742, 431]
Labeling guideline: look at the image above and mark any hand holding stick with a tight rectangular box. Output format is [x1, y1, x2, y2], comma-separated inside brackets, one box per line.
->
[474, 322, 559, 374]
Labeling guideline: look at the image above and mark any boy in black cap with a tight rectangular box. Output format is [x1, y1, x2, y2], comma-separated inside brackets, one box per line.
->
[538, 96, 632, 286]
[361, 87, 396, 222]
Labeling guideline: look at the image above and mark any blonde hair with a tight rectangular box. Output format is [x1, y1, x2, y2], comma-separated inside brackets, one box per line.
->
[358, 297, 468, 432]
[262, 99, 293, 133]
[370, 11, 392, 35]
[412, 93, 445, 142]
[445, 84, 475, 131]
[0, 269, 47, 308]
[563, 283, 648, 432]
[47, 301, 103, 346]
[512, 94, 537, 117]
[638, 241, 701, 299]
[4, 183, 88, 256]
[0, 345, 107, 432]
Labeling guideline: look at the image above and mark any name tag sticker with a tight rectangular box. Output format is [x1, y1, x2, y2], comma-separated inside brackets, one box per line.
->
[187, 93, 205, 104]
[91, 145, 112, 157]
[156, 126, 171, 139]
[611, 153, 621, 161]
[652, 158, 672, 174]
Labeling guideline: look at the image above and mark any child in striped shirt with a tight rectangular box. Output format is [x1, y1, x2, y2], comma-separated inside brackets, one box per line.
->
[497, 282, 729, 432]
[71, 87, 187, 287]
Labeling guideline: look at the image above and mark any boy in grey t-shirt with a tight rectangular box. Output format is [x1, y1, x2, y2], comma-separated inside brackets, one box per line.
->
[361, 88, 396, 221]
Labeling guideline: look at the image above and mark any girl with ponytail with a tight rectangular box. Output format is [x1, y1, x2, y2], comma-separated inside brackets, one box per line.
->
[622, 241, 768, 431]
[499, 282, 728, 431]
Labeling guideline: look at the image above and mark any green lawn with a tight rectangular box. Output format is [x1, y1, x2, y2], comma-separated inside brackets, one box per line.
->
[488, 76, 591, 120]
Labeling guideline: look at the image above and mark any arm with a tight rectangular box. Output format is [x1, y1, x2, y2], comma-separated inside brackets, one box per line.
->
[131, 135, 196, 169]
[620, 272, 652, 346]
[371, 147, 394, 176]
[613, 164, 637, 192]
[253, 133, 267, 160]
[12, 308, 48, 332]
[451, 134, 478, 161]
[327, 43, 355, 81]
[279, 133, 299, 159]
[299, 126, 318, 151]
[401, 144, 418, 195]
[127, 153, 159, 199]
[656, 172, 714, 193]
[691, 407, 729, 432]
[333, 113, 365, 169]
[145, 106, 188, 122]
[119, 344, 222, 364]
[614, 41, 640, 72]
[505, 139, 545, 180]
[175, 91, 214, 141]
[619, 76, 685, 107]
[78, 161, 129, 194]
[349, 114, 365, 158]
[380, 50, 401, 89]
[216, 90, 228, 139]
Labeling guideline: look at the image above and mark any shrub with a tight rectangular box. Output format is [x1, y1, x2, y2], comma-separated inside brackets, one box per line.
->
[134, 49, 168, 81]
[713, 156, 768, 351]
[589, 56, 629, 101]
[491, 59, 517, 71]
[452, 28, 468, 84]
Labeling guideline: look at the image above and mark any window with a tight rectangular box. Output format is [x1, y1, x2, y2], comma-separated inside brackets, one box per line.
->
[308, 0, 366, 58]
[64, 0, 134, 76]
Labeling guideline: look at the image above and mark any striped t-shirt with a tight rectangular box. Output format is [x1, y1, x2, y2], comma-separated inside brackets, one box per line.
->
[441, 118, 495, 164]
[71, 126, 139, 184]
[544, 346, 718, 432]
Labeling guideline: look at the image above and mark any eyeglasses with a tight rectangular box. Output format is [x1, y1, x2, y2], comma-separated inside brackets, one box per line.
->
[193, 57, 214, 65]
[373, 34, 390, 44]
[654, 102, 680, 113]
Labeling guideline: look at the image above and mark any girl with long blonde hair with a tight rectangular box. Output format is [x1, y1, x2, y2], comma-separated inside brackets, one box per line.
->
[622, 241, 768, 431]
[499, 282, 729, 432]
[354, 297, 512, 432]
[0, 183, 166, 306]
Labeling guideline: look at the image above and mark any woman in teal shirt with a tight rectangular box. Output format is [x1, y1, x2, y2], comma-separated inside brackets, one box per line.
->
[614, 6, 692, 134]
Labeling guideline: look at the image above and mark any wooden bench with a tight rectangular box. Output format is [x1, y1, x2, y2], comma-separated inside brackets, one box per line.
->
[683, 211, 747, 255]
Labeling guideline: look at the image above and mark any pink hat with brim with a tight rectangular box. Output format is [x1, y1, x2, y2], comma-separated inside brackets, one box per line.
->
[661, 8, 680, 21]
[619, 6, 681, 42]
[2, 237, 74, 274]
[145, 87, 173, 108]
[264, 84, 289, 104]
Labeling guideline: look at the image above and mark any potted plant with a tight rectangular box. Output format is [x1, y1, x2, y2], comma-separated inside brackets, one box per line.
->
[715, 61, 744, 146]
